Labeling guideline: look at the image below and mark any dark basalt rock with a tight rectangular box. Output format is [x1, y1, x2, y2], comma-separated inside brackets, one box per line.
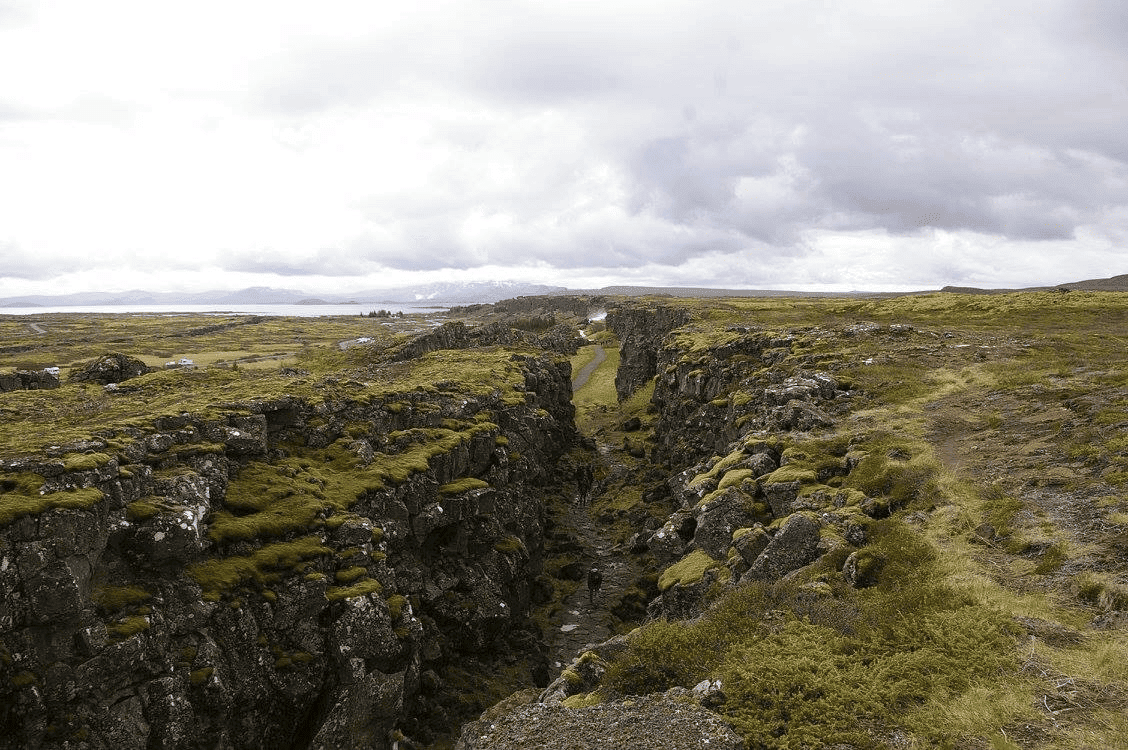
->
[69, 353, 153, 385]
[0, 368, 60, 392]
[0, 351, 578, 750]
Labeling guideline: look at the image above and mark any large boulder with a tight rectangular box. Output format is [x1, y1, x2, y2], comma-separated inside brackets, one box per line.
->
[743, 512, 825, 582]
[691, 487, 760, 559]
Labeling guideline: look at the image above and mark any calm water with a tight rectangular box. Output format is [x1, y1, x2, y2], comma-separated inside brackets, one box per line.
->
[0, 303, 460, 318]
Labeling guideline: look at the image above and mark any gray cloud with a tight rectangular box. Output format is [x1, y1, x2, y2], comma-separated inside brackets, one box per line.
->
[0, 241, 106, 279]
[4, 0, 1128, 293]
[224, 248, 381, 278]
[231, 0, 1128, 281]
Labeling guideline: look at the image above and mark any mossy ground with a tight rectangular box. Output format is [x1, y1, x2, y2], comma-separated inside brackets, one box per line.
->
[0, 312, 536, 458]
[574, 291, 1128, 749]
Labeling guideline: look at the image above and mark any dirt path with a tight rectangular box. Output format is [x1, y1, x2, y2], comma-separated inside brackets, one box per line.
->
[571, 344, 605, 392]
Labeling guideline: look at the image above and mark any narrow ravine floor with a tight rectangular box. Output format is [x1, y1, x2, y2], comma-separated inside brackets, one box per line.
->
[546, 450, 649, 671]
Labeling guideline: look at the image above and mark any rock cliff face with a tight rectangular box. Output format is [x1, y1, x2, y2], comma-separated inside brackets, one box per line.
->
[0, 348, 576, 749]
[601, 313, 868, 620]
[605, 304, 690, 402]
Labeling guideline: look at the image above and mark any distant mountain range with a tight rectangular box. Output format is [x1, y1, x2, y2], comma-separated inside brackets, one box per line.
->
[941, 273, 1128, 294]
[0, 281, 567, 307]
[5, 274, 1127, 309]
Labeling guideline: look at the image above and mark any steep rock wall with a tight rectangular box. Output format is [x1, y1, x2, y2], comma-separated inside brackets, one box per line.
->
[0, 354, 576, 749]
[605, 304, 691, 403]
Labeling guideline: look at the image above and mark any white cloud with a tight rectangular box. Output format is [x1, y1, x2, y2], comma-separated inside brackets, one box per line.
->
[1, 0, 1126, 296]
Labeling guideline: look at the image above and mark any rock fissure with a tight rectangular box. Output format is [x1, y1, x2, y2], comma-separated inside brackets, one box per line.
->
[10, 293, 1127, 748]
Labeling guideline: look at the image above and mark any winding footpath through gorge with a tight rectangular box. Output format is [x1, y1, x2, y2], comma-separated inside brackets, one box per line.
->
[546, 342, 646, 670]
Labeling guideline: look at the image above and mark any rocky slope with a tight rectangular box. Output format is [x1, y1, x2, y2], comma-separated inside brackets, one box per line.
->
[0, 332, 577, 749]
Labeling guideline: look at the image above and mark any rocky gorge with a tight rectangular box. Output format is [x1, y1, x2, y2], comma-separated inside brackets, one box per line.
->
[4, 291, 1128, 749]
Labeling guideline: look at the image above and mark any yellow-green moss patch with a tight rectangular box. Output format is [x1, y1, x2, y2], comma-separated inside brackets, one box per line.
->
[188, 535, 332, 595]
[326, 578, 382, 601]
[658, 549, 721, 592]
[439, 478, 490, 495]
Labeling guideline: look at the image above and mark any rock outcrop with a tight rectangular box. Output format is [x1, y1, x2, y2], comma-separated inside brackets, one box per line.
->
[455, 690, 743, 750]
[601, 307, 888, 622]
[391, 320, 583, 361]
[0, 368, 60, 392]
[0, 347, 577, 749]
[69, 353, 153, 385]
[606, 304, 690, 401]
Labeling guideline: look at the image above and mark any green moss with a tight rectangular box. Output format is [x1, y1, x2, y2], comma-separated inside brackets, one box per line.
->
[92, 585, 151, 614]
[493, 534, 527, 554]
[189, 667, 214, 686]
[843, 441, 938, 511]
[981, 487, 1024, 539]
[762, 464, 818, 485]
[386, 594, 408, 620]
[326, 578, 382, 601]
[10, 670, 36, 688]
[1033, 543, 1067, 575]
[562, 692, 603, 709]
[334, 566, 368, 583]
[62, 452, 112, 471]
[1073, 572, 1128, 610]
[108, 615, 150, 639]
[689, 448, 750, 489]
[658, 549, 721, 592]
[439, 477, 490, 495]
[125, 499, 160, 522]
[188, 535, 332, 595]
[717, 468, 756, 491]
[602, 521, 1021, 747]
[0, 472, 105, 526]
[561, 668, 583, 687]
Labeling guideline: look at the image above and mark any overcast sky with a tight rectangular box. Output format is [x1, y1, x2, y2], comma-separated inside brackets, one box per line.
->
[1, 0, 1126, 295]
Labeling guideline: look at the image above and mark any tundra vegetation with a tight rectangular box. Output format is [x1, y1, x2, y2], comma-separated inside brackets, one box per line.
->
[547, 291, 1128, 750]
[2, 291, 1128, 749]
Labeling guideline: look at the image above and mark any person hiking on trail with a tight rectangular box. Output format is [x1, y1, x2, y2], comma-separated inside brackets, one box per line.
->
[576, 464, 594, 502]
[587, 567, 603, 603]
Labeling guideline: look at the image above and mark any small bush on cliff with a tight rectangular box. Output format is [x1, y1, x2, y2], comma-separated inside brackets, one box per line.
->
[604, 619, 711, 694]
[844, 436, 939, 512]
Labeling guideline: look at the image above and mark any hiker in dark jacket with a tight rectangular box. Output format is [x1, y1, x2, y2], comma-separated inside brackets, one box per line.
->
[587, 567, 603, 602]
[577, 464, 594, 503]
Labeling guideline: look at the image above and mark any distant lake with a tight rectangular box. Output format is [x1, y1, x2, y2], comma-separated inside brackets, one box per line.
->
[0, 303, 466, 318]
